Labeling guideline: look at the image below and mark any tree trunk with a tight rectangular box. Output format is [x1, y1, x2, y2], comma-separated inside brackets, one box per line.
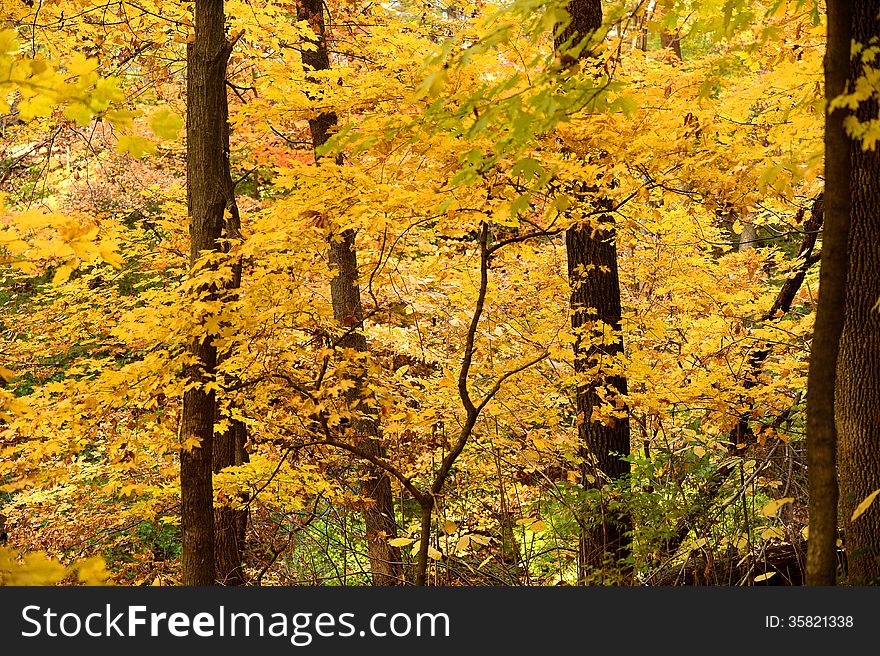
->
[738, 218, 757, 252]
[660, 30, 682, 60]
[214, 419, 248, 585]
[836, 0, 880, 585]
[557, 0, 632, 584]
[567, 225, 631, 582]
[555, 0, 602, 68]
[298, 0, 403, 585]
[181, 0, 241, 587]
[211, 38, 248, 586]
[181, 0, 231, 587]
[805, 0, 851, 587]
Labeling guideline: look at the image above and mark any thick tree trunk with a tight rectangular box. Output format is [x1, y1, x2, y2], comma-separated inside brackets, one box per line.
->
[738, 219, 757, 252]
[567, 224, 631, 582]
[182, 0, 245, 586]
[298, 0, 403, 585]
[181, 0, 231, 587]
[555, 0, 602, 67]
[805, 0, 851, 587]
[836, 0, 880, 585]
[557, 0, 632, 584]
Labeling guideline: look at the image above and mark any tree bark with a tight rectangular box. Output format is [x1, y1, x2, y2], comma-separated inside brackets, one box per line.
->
[214, 419, 248, 585]
[298, 0, 403, 585]
[181, 0, 243, 586]
[567, 224, 631, 582]
[211, 39, 248, 586]
[738, 218, 757, 252]
[555, 0, 602, 68]
[660, 31, 682, 60]
[181, 0, 231, 587]
[835, 0, 880, 585]
[557, 0, 632, 584]
[805, 0, 851, 587]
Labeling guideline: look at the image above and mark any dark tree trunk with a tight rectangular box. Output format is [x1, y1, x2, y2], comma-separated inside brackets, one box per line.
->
[557, 0, 632, 584]
[181, 0, 230, 587]
[211, 41, 248, 586]
[181, 0, 242, 587]
[566, 224, 631, 582]
[836, 0, 880, 586]
[214, 419, 248, 585]
[554, 0, 602, 67]
[805, 0, 851, 587]
[298, 0, 403, 586]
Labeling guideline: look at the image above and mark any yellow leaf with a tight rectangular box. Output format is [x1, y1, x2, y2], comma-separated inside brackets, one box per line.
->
[761, 526, 786, 540]
[851, 488, 880, 521]
[117, 135, 157, 158]
[759, 497, 794, 518]
[52, 263, 74, 285]
[0, 366, 15, 382]
[427, 547, 443, 560]
[388, 537, 416, 547]
[99, 243, 124, 268]
[149, 107, 184, 141]
[530, 520, 547, 533]
[442, 520, 458, 535]
[753, 571, 777, 582]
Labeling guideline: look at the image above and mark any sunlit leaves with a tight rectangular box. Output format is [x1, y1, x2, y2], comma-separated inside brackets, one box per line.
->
[0, 547, 110, 586]
[0, 0, 832, 585]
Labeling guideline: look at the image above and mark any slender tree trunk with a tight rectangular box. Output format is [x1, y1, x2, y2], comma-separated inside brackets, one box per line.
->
[211, 44, 248, 586]
[213, 417, 248, 584]
[836, 0, 880, 585]
[556, 0, 632, 584]
[298, 0, 403, 585]
[181, 0, 233, 587]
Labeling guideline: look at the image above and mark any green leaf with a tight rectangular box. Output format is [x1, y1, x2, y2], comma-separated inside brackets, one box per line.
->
[106, 108, 138, 129]
[610, 94, 638, 116]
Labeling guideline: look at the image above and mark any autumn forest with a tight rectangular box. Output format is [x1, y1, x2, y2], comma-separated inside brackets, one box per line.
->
[0, 0, 878, 588]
